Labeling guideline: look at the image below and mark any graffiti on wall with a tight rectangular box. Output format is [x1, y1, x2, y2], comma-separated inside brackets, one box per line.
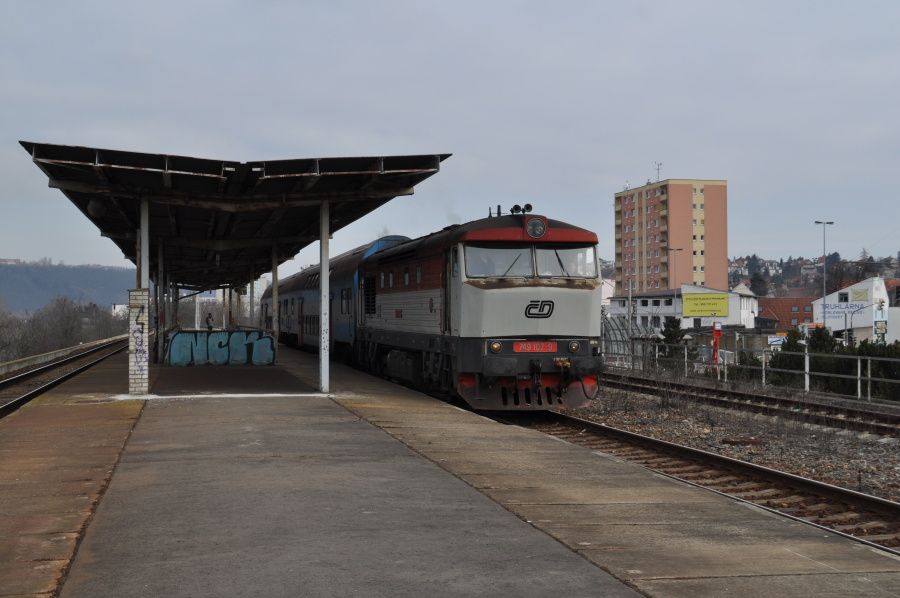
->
[130, 305, 148, 376]
[167, 330, 275, 366]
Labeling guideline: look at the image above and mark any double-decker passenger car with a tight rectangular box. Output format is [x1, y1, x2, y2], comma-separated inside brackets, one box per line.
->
[261, 213, 603, 410]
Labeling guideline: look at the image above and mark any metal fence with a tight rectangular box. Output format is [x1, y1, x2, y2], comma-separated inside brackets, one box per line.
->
[603, 340, 900, 402]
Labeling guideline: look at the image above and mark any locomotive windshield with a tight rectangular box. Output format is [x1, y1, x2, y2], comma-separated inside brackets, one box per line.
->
[465, 244, 597, 278]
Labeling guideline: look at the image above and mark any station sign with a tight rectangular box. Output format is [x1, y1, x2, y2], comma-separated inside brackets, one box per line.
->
[683, 293, 729, 317]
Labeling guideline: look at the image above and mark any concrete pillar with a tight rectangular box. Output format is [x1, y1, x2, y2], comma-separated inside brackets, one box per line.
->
[128, 289, 150, 394]
[194, 293, 200, 329]
[319, 200, 330, 394]
[272, 246, 279, 361]
[222, 289, 227, 329]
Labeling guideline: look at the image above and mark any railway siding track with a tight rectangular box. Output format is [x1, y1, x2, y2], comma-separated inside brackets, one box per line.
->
[512, 411, 900, 554]
[0, 339, 128, 417]
[603, 371, 900, 437]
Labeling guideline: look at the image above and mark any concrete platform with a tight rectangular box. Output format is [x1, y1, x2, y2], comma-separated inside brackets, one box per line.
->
[1, 353, 634, 598]
[3, 347, 900, 597]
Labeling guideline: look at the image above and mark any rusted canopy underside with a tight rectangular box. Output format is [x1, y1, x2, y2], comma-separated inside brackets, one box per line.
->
[20, 141, 449, 290]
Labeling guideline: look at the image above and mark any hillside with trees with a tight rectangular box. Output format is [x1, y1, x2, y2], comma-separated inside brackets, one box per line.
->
[0, 260, 134, 314]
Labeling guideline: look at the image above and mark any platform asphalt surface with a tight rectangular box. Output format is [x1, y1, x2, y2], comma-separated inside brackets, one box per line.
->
[57, 393, 637, 597]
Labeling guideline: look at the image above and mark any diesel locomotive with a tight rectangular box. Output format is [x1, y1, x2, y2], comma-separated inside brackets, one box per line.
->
[261, 212, 603, 410]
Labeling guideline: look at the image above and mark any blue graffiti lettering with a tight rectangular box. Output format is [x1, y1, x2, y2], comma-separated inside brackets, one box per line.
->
[167, 331, 276, 366]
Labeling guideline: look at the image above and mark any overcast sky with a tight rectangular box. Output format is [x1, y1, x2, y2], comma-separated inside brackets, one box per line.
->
[2, 1, 899, 279]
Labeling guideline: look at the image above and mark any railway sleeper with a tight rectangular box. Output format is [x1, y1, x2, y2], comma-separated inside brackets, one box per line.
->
[814, 511, 862, 524]
[729, 488, 785, 501]
[834, 520, 893, 533]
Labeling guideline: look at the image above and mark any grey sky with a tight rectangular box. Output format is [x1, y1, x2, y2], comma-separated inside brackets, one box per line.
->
[2, 1, 899, 280]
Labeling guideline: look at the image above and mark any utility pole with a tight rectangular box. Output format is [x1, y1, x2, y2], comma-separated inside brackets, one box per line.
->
[814, 220, 834, 326]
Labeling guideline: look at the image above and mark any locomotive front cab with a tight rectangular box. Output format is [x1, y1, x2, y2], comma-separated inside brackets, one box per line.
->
[451, 216, 604, 410]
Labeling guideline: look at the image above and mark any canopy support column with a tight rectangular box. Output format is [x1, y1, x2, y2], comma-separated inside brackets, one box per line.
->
[156, 245, 164, 363]
[319, 200, 330, 394]
[129, 198, 150, 394]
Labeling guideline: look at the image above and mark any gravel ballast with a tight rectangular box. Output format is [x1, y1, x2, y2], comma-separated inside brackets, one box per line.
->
[572, 388, 900, 502]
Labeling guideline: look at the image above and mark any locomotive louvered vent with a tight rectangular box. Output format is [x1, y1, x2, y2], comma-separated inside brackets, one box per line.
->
[364, 276, 376, 315]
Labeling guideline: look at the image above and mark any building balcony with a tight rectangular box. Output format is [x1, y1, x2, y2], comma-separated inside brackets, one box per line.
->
[615, 203, 622, 212]
[615, 218, 622, 226]
[615, 232, 622, 240]
[659, 224, 668, 232]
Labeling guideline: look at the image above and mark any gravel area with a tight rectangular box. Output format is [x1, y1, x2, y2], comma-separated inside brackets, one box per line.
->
[571, 388, 900, 502]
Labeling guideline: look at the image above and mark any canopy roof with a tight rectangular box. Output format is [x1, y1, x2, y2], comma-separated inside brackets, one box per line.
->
[20, 141, 449, 289]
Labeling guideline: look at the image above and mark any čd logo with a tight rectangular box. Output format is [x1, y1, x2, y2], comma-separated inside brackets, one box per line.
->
[525, 300, 554, 318]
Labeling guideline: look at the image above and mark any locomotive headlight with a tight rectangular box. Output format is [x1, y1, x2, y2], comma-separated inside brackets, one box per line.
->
[489, 341, 503, 354]
[568, 341, 580, 353]
[525, 217, 546, 238]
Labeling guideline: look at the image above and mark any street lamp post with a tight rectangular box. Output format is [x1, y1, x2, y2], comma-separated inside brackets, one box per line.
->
[814, 220, 834, 327]
[662, 245, 683, 324]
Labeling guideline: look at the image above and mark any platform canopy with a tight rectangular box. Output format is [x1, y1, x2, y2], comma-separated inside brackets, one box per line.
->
[20, 141, 450, 290]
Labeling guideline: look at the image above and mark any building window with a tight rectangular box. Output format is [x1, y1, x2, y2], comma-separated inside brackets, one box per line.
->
[791, 318, 798, 326]
[640, 299, 649, 306]
[803, 305, 812, 312]
[701, 250, 705, 256]
[652, 299, 660, 306]
[692, 266, 697, 272]
[692, 235, 697, 240]
[693, 219, 697, 225]
[403, 269, 410, 287]
[665, 299, 673, 306]
[791, 306, 799, 312]
[416, 265, 422, 285]
[641, 316, 649, 325]
[651, 316, 660, 327]
[389, 272, 394, 288]
[700, 235, 705, 240]
[838, 292, 849, 303]
[380, 272, 384, 288]
[700, 203, 704, 208]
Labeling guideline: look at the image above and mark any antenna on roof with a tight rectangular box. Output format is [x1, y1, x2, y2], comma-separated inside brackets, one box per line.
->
[654, 161, 662, 181]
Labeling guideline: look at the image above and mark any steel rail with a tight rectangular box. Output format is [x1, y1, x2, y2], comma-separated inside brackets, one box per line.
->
[0, 338, 128, 391]
[524, 411, 900, 555]
[0, 343, 127, 418]
[603, 372, 900, 436]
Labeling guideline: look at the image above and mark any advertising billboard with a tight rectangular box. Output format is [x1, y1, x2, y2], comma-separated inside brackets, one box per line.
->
[682, 293, 729, 317]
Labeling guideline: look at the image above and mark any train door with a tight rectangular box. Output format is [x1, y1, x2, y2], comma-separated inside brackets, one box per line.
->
[298, 299, 304, 346]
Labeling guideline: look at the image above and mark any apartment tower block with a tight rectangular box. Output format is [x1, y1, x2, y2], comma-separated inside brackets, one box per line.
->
[614, 179, 727, 293]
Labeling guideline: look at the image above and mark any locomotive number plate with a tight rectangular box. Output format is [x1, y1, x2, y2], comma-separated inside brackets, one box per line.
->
[513, 341, 557, 353]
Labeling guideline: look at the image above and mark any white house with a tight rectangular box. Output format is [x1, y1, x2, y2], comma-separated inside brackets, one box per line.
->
[812, 277, 890, 343]
[607, 284, 757, 332]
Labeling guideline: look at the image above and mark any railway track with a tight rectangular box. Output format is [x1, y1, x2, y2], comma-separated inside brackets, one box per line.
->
[603, 371, 900, 437]
[0, 339, 128, 418]
[504, 411, 900, 554]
